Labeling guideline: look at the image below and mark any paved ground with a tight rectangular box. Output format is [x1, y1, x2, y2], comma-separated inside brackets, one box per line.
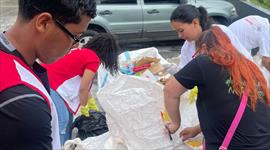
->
[120, 40, 181, 59]
[0, 0, 18, 31]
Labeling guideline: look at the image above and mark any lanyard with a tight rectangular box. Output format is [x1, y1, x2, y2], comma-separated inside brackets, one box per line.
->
[0, 32, 16, 52]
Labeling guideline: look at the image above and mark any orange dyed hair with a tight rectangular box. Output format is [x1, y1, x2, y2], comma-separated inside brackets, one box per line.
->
[195, 26, 270, 110]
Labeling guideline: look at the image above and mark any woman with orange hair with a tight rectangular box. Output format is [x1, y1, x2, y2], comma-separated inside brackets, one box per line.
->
[164, 26, 270, 149]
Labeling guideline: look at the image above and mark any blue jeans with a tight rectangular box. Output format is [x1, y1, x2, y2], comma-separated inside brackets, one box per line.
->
[50, 89, 73, 145]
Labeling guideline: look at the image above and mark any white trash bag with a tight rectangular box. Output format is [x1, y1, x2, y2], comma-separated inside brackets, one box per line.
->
[97, 75, 174, 149]
[118, 47, 171, 67]
[63, 132, 127, 150]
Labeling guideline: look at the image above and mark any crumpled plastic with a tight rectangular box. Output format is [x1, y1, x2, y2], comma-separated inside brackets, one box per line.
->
[97, 75, 174, 149]
[72, 111, 108, 140]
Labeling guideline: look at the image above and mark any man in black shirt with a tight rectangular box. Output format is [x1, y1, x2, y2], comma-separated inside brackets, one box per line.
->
[0, 0, 96, 149]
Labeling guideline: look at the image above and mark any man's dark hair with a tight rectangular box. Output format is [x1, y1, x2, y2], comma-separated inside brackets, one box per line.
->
[18, 0, 96, 24]
[83, 33, 120, 75]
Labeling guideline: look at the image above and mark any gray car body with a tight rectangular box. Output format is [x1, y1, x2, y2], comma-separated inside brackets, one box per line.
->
[87, 0, 238, 42]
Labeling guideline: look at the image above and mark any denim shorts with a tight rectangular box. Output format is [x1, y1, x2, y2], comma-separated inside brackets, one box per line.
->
[50, 89, 73, 145]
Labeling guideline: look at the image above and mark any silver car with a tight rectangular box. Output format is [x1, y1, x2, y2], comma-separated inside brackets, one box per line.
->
[80, 0, 237, 44]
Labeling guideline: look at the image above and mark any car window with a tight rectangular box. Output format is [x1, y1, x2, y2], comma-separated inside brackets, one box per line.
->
[100, 0, 137, 4]
[144, 0, 179, 4]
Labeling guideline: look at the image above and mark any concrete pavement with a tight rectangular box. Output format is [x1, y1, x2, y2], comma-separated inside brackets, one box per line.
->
[0, 0, 18, 31]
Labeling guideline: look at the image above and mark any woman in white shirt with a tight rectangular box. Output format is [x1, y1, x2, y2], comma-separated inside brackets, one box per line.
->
[170, 4, 253, 70]
[165, 15, 270, 143]
[168, 4, 253, 142]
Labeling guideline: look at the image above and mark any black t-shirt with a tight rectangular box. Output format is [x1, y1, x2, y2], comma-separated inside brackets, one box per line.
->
[0, 86, 52, 150]
[0, 35, 52, 150]
[174, 55, 270, 150]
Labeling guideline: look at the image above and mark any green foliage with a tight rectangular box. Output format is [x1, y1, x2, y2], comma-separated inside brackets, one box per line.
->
[250, 0, 270, 10]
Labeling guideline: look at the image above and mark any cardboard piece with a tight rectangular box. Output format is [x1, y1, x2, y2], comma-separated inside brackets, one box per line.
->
[134, 57, 160, 67]
[148, 63, 164, 75]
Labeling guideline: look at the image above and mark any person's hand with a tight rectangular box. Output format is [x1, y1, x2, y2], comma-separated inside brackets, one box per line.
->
[180, 126, 201, 141]
[80, 98, 99, 117]
[80, 105, 90, 117]
[165, 122, 180, 134]
[87, 97, 99, 112]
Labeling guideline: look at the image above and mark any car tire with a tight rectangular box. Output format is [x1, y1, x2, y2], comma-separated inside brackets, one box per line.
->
[212, 17, 229, 26]
[79, 30, 99, 47]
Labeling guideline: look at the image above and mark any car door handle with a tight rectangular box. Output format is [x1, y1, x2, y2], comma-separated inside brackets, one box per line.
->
[99, 10, 112, 15]
[147, 9, 159, 14]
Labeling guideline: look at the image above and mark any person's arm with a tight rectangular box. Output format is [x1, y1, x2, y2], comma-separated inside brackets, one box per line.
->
[259, 22, 270, 72]
[79, 69, 96, 106]
[258, 17, 270, 63]
[262, 56, 270, 72]
[164, 76, 187, 134]
[165, 56, 207, 134]
[178, 41, 195, 70]
[180, 124, 201, 141]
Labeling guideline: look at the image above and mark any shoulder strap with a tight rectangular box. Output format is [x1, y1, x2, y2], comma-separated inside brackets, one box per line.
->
[219, 88, 249, 150]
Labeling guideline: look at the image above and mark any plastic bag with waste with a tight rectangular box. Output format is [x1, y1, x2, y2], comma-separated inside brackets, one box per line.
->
[72, 111, 108, 140]
[97, 75, 174, 149]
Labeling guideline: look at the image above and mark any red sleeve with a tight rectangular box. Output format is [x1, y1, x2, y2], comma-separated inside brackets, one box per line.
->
[81, 48, 100, 73]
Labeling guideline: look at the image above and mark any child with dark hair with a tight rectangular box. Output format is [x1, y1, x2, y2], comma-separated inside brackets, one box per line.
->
[83, 33, 119, 75]
[44, 33, 120, 145]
